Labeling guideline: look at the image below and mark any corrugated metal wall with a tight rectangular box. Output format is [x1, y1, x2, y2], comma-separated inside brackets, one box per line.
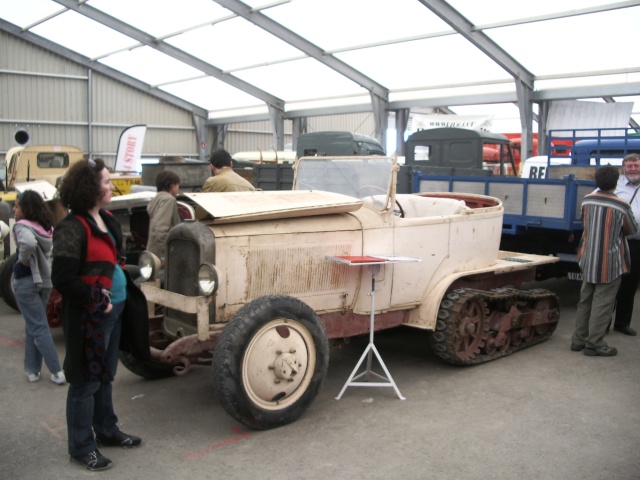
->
[0, 30, 198, 168]
[1, 29, 382, 168]
[224, 112, 379, 154]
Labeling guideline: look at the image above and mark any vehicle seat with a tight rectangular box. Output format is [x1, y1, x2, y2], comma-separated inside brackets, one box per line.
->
[397, 195, 466, 218]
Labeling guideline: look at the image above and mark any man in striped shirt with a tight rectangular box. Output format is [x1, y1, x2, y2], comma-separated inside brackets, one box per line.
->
[571, 165, 638, 356]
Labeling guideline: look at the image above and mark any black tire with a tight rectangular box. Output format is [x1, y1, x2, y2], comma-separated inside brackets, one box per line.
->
[0, 201, 10, 260]
[212, 295, 329, 430]
[0, 253, 18, 311]
[118, 351, 175, 380]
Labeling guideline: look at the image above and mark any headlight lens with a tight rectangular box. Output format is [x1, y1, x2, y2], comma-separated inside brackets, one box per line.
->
[138, 251, 161, 282]
[198, 263, 219, 296]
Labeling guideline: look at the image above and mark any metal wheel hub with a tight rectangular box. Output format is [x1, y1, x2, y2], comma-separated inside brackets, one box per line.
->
[242, 319, 315, 410]
[272, 352, 302, 380]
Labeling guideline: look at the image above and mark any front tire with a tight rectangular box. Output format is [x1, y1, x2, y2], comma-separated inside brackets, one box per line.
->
[212, 295, 329, 430]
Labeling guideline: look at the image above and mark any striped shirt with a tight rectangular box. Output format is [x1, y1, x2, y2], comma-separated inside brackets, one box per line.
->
[577, 191, 638, 284]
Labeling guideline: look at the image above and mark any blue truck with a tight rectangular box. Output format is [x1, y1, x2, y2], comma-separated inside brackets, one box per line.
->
[409, 127, 640, 280]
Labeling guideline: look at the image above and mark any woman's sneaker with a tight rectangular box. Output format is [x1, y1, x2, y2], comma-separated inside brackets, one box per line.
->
[26, 372, 41, 383]
[51, 371, 66, 385]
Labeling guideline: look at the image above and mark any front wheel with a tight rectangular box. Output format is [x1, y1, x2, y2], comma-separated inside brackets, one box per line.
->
[212, 295, 329, 430]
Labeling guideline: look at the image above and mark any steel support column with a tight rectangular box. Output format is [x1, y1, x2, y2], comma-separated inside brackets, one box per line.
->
[192, 114, 208, 161]
[516, 80, 534, 164]
[538, 102, 550, 156]
[292, 118, 308, 152]
[268, 105, 285, 151]
[371, 93, 389, 150]
[394, 109, 410, 156]
[214, 124, 228, 152]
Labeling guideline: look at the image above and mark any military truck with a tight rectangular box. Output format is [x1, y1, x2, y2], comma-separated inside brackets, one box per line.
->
[412, 127, 640, 279]
[129, 155, 559, 430]
[1, 144, 84, 202]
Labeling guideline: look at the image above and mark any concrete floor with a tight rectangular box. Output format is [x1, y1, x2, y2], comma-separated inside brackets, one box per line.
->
[1, 277, 639, 480]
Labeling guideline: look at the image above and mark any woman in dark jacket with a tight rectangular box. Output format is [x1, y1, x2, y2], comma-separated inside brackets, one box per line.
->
[52, 158, 147, 472]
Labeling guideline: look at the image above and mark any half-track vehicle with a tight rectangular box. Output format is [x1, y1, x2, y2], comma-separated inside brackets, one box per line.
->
[131, 156, 560, 430]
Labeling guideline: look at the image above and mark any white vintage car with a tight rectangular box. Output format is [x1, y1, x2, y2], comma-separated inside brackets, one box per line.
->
[131, 156, 559, 430]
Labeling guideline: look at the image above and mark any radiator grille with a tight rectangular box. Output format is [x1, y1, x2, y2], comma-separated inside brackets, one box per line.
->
[247, 244, 351, 298]
[166, 238, 200, 325]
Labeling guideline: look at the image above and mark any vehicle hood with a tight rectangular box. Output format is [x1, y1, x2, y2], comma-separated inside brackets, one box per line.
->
[184, 189, 363, 224]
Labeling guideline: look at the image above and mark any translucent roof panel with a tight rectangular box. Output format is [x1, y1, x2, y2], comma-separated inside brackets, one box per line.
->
[30, 10, 135, 59]
[448, 0, 625, 25]
[98, 46, 207, 87]
[234, 57, 369, 103]
[336, 35, 511, 92]
[0, 0, 63, 28]
[166, 17, 304, 72]
[485, 8, 640, 76]
[87, 0, 230, 38]
[160, 76, 263, 113]
[259, 0, 453, 50]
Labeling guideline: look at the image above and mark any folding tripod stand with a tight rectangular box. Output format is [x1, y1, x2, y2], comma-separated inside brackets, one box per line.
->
[326, 255, 419, 401]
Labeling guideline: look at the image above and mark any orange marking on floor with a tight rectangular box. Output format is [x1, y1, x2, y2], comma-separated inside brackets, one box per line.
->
[184, 428, 253, 460]
[40, 420, 65, 440]
[0, 336, 25, 349]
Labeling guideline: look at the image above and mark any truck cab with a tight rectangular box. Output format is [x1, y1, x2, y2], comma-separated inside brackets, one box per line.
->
[399, 128, 518, 193]
[2, 145, 84, 202]
[296, 131, 385, 157]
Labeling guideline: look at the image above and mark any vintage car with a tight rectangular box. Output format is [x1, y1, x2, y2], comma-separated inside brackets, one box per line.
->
[129, 156, 560, 430]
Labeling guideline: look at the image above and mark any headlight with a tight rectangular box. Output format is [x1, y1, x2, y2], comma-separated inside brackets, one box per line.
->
[198, 263, 219, 296]
[138, 251, 161, 282]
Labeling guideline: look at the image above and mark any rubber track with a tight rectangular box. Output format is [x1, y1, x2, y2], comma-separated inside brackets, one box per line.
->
[431, 287, 560, 365]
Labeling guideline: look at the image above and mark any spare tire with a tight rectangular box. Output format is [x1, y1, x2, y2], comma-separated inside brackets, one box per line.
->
[0, 253, 18, 311]
[0, 201, 10, 260]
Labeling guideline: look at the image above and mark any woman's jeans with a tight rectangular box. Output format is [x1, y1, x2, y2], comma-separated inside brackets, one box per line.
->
[12, 277, 60, 375]
[67, 301, 124, 457]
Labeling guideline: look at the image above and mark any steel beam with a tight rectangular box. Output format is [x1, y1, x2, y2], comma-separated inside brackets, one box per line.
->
[51, 0, 285, 111]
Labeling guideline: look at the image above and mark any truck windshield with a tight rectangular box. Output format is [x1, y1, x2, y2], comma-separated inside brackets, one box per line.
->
[294, 157, 393, 201]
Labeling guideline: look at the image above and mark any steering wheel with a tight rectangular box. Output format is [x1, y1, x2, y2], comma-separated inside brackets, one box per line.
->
[393, 199, 404, 218]
[357, 185, 404, 218]
[357, 185, 387, 198]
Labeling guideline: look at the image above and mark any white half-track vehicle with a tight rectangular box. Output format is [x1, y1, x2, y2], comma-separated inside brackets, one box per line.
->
[132, 156, 560, 430]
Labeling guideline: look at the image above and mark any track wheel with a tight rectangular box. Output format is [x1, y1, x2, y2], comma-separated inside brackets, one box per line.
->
[212, 295, 329, 430]
[453, 296, 489, 361]
[483, 330, 511, 355]
[432, 291, 489, 365]
[532, 297, 560, 335]
[521, 327, 535, 342]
